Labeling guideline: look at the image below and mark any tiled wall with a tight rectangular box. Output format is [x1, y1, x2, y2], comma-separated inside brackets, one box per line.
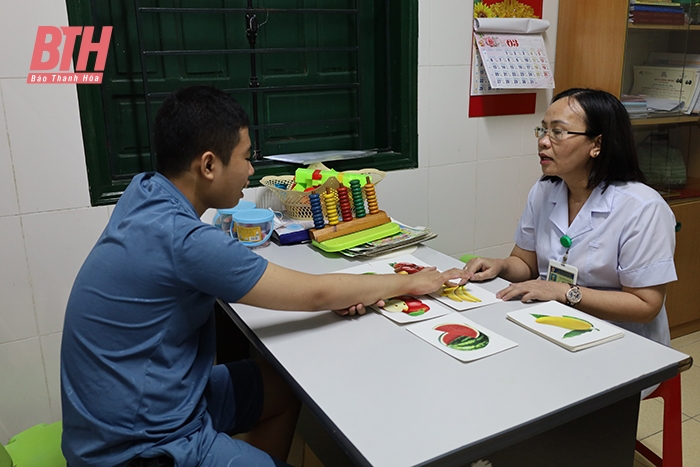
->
[0, 0, 559, 442]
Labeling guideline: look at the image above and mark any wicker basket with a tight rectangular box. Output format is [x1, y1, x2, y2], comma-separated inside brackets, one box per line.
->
[261, 168, 385, 220]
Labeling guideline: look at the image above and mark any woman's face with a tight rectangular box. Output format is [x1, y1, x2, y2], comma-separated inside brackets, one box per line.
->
[537, 97, 600, 186]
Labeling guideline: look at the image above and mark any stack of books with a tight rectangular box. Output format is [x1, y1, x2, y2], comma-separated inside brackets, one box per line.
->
[621, 94, 649, 119]
[629, 1, 686, 25]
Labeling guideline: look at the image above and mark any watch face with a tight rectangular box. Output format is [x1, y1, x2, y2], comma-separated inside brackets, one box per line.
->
[567, 286, 582, 304]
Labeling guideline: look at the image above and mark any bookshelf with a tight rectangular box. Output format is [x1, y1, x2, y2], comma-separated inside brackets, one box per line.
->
[555, 0, 700, 338]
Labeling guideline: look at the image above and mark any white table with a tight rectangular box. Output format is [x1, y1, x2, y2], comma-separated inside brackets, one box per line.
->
[219, 243, 692, 467]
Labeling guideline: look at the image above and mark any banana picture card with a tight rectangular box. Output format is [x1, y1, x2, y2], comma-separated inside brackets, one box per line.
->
[407, 313, 517, 362]
[506, 302, 625, 352]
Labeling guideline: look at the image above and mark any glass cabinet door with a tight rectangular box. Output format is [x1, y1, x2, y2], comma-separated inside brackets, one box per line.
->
[621, 0, 700, 199]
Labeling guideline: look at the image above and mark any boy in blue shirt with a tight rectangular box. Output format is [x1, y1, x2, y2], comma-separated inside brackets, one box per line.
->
[61, 85, 467, 467]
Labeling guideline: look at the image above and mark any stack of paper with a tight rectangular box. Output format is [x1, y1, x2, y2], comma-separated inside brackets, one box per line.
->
[337, 223, 438, 257]
[631, 52, 700, 115]
[621, 94, 648, 119]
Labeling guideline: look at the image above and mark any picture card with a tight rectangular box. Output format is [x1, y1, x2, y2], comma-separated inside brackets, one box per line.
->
[428, 281, 500, 312]
[407, 313, 517, 362]
[506, 301, 624, 352]
[371, 294, 454, 324]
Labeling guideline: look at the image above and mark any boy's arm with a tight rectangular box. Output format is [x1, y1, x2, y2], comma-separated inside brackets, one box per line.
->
[238, 262, 470, 312]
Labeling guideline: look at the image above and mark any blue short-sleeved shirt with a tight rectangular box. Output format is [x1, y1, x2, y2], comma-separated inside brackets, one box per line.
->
[515, 179, 677, 345]
[61, 172, 268, 466]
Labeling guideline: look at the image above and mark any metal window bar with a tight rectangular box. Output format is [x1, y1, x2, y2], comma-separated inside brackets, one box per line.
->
[133, 1, 373, 169]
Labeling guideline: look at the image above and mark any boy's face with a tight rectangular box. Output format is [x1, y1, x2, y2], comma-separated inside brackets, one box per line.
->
[215, 127, 253, 208]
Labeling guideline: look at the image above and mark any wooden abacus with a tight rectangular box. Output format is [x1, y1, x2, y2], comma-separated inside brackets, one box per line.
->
[308, 177, 391, 243]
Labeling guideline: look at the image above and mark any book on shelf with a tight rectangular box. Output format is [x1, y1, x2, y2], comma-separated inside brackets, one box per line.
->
[506, 302, 624, 352]
[629, 4, 685, 12]
[631, 65, 700, 114]
[630, 10, 686, 24]
[631, 0, 681, 4]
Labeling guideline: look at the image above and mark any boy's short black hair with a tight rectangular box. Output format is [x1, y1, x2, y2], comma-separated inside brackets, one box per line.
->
[153, 85, 250, 176]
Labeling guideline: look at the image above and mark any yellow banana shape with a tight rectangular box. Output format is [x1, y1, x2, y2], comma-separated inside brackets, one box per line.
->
[455, 287, 481, 303]
[535, 316, 592, 331]
[441, 286, 463, 302]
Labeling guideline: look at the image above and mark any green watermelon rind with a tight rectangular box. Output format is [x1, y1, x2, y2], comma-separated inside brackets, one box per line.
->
[444, 333, 490, 351]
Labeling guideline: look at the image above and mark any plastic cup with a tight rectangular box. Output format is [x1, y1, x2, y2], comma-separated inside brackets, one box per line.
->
[232, 208, 276, 248]
[212, 200, 256, 237]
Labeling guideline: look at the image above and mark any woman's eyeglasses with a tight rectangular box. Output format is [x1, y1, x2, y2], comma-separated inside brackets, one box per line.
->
[534, 126, 595, 142]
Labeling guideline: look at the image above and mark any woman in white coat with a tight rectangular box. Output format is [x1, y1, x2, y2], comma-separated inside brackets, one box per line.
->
[465, 88, 677, 348]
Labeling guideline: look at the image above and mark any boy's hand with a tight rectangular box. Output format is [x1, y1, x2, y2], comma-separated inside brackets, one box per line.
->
[406, 267, 472, 296]
[333, 299, 386, 317]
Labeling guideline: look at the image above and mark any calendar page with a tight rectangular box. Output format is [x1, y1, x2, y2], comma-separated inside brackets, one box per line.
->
[471, 32, 554, 95]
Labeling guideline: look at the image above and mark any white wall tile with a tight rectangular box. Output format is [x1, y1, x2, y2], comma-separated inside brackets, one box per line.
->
[477, 115, 525, 161]
[40, 333, 63, 421]
[0, 0, 70, 78]
[374, 168, 429, 229]
[418, 0, 431, 67]
[518, 154, 545, 216]
[0, 338, 53, 444]
[429, 66, 478, 166]
[474, 243, 516, 260]
[541, 0, 560, 64]
[23, 207, 109, 335]
[417, 66, 431, 169]
[2, 79, 89, 214]
[474, 158, 522, 250]
[0, 89, 19, 217]
[425, 163, 477, 256]
[0, 216, 38, 344]
[430, 0, 472, 66]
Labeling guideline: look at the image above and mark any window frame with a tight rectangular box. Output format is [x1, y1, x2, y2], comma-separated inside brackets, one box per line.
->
[67, 0, 418, 206]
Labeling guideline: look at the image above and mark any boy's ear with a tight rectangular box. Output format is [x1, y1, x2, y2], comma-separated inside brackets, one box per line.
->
[198, 151, 217, 180]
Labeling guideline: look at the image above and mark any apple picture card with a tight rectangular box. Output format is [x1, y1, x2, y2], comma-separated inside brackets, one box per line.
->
[372, 294, 454, 324]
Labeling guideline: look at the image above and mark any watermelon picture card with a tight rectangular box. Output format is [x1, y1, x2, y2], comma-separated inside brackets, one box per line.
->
[406, 314, 517, 362]
[506, 301, 624, 352]
[372, 294, 454, 324]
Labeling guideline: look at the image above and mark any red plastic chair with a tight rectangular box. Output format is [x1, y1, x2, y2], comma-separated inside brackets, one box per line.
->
[636, 374, 683, 467]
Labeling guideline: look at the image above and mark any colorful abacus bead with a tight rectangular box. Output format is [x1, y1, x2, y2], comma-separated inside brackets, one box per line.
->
[309, 193, 325, 229]
[324, 190, 339, 226]
[349, 179, 366, 218]
[336, 186, 353, 222]
[364, 177, 379, 214]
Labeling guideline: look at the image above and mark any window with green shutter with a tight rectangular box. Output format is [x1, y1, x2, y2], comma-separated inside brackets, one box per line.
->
[67, 0, 417, 206]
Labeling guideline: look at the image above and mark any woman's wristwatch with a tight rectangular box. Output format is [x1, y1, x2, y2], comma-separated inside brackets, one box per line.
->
[565, 284, 582, 307]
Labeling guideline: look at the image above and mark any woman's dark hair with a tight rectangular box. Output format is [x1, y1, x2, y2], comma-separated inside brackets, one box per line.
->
[153, 85, 250, 176]
[546, 88, 646, 190]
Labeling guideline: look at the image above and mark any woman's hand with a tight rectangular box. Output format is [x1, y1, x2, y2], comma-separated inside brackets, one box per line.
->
[496, 279, 569, 303]
[463, 257, 505, 282]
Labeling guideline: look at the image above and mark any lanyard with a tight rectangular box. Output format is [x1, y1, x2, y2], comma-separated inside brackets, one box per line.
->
[560, 235, 572, 265]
